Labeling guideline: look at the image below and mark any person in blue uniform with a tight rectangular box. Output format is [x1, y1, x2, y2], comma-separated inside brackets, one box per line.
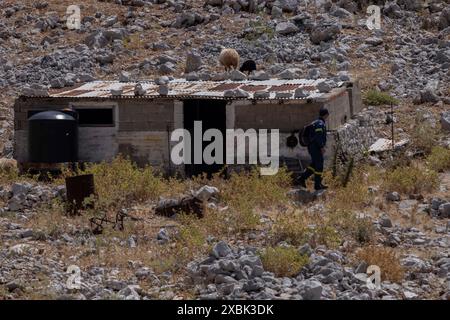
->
[298, 108, 329, 191]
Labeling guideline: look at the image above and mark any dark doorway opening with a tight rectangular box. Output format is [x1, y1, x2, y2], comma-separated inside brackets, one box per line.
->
[183, 99, 227, 177]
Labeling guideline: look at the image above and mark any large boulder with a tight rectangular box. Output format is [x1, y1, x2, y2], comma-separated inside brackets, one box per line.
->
[439, 7, 450, 30]
[441, 111, 450, 132]
[273, 0, 301, 13]
[276, 22, 299, 35]
[84, 29, 128, 48]
[310, 23, 341, 45]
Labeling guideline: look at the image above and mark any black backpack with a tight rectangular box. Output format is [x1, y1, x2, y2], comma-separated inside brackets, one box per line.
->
[299, 122, 315, 147]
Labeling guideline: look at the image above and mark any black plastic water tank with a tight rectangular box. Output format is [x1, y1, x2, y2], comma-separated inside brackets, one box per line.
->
[28, 111, 78, 163]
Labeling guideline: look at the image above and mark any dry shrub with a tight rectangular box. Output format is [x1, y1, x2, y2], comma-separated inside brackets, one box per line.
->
[72, 155, 185, 211]
[259, 246, 309, 277]
[410, 120, 438, 154]
[326, 166, 381, 211]
[383, 165, 438, 194]
[356, 245, 404, 282]
[426, 146, 450, 172]
[270, 211, 341, 248]
[270, 212, 310, 246]
[213, 167, 291, 232]
[328, 210, 374, 244]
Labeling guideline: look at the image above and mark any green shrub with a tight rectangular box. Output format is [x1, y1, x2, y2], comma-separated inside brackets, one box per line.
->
[384, 165, 438, 194]
[427, 146, 450, 172]
[364, 90, 399, 106]
[259, 246, 309, 277]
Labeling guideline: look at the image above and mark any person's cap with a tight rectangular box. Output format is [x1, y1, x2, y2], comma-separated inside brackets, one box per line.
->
[319, 108, 329, 117]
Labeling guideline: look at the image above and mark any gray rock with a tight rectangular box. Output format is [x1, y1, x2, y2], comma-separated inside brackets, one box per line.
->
[119, 71, 131, 82]
[193, 185, 219, 202]
[317, 80, 333, 93]
[134, 83, 146, 96]
[273, 0, 299, 12]
[158, 84, 169, 95]
[212, 241, 232, 258]
[242, 279, 263, 292]
[12, 182, 32, 197]
[20, 229, 34, 238]
[298, 243, 312, 257]
[275, 92, 292, 99]
[386, 192, 400, 202]
[230, 70, 247, 81]
[276, 22, 299, 35]
[278, 69, 296, 80]
[8, 196, 23, 211]
[299, 279, 322, 300]
[110, 89, 123, 96]
[271, 6, 283, 18]
[21, 84, 48, 97]
[50, 78, 65, 89]
[331, 7, 353, 19]
[254, 90, 270, 99]
[294, 88, 308, 98]
[239, 255, 263, 269]
[365, 37, 384, 46]
[307, 68, 321, 80]
[310, 23, 341, 45]
[185, 72, 199, 81]
[223, 88, 249, 98]
[438, 203, 450, 218]
[155, 76, 170, 85]
[185, 52, 202, 73]
[440, 111, 450, 132]
[157, 228, 170, 244]
[105, 279, 127, 291]
[420, 80, 440, 103]
[103, 15, 118, 28]
[379, 215, 393, 228]
[159, 62, 177, 74]
[250, 71, 270, 81]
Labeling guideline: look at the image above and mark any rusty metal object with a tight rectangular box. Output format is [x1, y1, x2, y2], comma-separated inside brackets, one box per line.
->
[155, 196, 204, 218]
[65, 174, 95, 215]
[89, 209, 143, 234]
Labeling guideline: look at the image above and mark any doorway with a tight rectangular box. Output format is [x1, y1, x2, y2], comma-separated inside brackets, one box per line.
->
[183, 99, 227, 177]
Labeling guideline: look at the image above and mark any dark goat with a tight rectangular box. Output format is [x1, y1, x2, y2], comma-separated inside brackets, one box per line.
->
[239, 60, 257, 75]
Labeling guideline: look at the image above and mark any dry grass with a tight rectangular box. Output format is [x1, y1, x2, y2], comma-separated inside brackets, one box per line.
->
[410, 116, 439, 155]
[270, 211, 311, 246]
[355, 245, 405, 282]
[326, 165, 382, 211]
[259, 246, 309, 277]
[209, 167, 292, 232]
[426, 146, 450, 172]
[383, 165, 438, 195]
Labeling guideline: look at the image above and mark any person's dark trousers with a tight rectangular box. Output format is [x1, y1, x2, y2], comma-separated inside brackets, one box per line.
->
[300, 145, 324, 189]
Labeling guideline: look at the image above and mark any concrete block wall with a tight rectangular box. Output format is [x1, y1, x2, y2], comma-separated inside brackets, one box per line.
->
[233, 100, 323, 132]
[117, 99, 174, 169]
[13, 97, 176, 167]
[347, 78, 363, 117]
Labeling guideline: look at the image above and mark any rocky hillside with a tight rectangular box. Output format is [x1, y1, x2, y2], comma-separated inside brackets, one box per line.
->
[0, 0, 449, 300]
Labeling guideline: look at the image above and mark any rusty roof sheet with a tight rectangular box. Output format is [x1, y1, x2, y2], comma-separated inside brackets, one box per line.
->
[28, 78, 346, 100]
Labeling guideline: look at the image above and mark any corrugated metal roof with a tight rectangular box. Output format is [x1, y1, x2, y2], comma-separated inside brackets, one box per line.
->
[27, 78, 345, 100]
